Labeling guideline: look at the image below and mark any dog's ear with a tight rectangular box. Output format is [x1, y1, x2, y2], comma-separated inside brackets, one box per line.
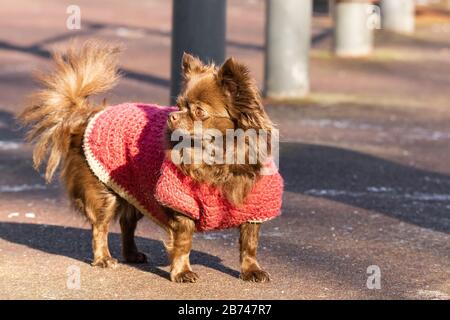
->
[217, 58, 271, 130]
[217, 57, 245, 100]
[182, 52, 203, 79]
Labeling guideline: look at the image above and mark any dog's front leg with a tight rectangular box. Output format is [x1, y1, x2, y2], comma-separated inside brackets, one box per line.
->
[239, 222, 270, 282]
[167, 212, 199, 283]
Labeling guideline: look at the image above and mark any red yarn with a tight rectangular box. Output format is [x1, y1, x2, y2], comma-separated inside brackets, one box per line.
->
[83, 103, 283, 231]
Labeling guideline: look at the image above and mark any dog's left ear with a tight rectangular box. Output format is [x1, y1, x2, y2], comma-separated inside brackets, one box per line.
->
[217, 58, 271, 130]
[182, 52, 203, 80]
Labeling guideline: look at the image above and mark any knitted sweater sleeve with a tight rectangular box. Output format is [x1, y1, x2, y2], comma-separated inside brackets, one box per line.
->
[154, 160, 201, 220]
[155, 158, 283, 231]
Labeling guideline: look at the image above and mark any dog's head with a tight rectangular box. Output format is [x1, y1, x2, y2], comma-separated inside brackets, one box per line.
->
[167, 53, 274, 205]
[168, 53, 272, 135]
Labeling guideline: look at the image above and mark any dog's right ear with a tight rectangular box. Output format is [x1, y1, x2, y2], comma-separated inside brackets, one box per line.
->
[217, 57, 271, 131]
[182, 52, 203, 79]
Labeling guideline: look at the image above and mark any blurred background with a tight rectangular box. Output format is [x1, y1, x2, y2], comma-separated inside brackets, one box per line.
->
[0, 0, 449, 299]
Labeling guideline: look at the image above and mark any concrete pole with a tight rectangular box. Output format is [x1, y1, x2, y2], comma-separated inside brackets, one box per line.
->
[333, 0, 374, 57]
[170, 0, 226, 104]
[380, 0, 415, 34]
[264, 0, 312, 99]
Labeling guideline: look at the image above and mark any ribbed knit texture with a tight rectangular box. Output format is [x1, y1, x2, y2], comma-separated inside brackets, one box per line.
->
[83, 103, 283, 231]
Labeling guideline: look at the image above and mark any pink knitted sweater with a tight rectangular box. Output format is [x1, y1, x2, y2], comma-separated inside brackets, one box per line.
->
[83, 103, 283, 231]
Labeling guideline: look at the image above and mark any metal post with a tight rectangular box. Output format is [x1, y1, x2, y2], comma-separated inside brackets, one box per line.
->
[333, 0, 374, 57]
[170, 0, 226, 104]
[264, 0, 312, 99]
[380, 0, 415, 34]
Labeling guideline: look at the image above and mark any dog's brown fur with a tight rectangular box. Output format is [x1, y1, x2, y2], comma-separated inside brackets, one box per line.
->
[18, 40, 272, 282]
[168, 53, 274, 206]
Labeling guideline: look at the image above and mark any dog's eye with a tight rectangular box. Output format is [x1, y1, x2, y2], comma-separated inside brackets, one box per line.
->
[194, 108, 206, 119]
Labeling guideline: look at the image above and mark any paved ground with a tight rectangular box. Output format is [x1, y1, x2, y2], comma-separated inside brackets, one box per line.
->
[0, 0, 449, 299]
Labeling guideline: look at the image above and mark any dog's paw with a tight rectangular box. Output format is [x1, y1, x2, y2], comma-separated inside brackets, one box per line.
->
[240, 269, 271, 282]
[92, 256, 118, 269]
[124, 251, 147, 264]
[171, 270, 199, 283]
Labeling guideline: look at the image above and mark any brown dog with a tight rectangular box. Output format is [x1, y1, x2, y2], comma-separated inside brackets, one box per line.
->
[19, 40, 275, 283]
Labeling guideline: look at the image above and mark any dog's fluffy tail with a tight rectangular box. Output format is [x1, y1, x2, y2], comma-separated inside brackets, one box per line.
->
[18, 40, 122, 182]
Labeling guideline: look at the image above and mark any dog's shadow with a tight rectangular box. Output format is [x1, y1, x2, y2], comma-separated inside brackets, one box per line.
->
[0, 222, 240, 280]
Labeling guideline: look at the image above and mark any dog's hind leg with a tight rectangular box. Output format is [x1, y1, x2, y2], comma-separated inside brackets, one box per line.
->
[64, 150, 119, 269]
[87, 192, 119, 268]
[119, 200, 147, 263]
